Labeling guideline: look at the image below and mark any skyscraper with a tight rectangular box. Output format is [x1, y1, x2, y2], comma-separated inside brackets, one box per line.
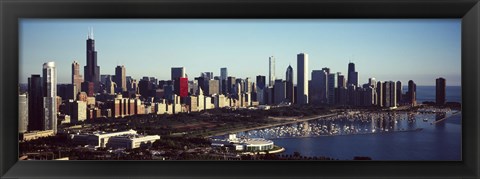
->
[220, 68, 228, 80]
[256, 75, 266, 105]
[337, 72, 346, 89]
[347, 84, 357, 106]
[336, 72, 347, 106]
[227, 76, 236, 95]
[28, 75, 43, 131]
[297, 53, 309, 105]
[436, 77, 446, 105]
[106, 76, 116, 95]
[269, 56, 275, 86]
[72, 61, 83, 97]
[368, 78, 377, 105]
[172, 67, 187, 99]
[376, 81, 383, 107]
[285, 65, 294, 103]
[115, 65, 127, 92]
[245, 77, 252, 93]
[347, 62, 358, 87]
[311, 70, 328, 105]
[201, 72, 214, 80]
[327, 73, 336, 105]
[43, 62, 57, 134]
[205, 79, 220, 96]
[382, 81, 397, 108]
[84, 28, 100, 93]
[407, 80, 417, 106]
[382, 82, 390, 107]
[368, 78, 376, 88]
[177, 77, 189, 97]
[273, 79, 286, 104]
[396, 81, 402, 105]
[171, 67, 186, 81]
[220, 68, 227, 94]
[19, 94, 28, 133]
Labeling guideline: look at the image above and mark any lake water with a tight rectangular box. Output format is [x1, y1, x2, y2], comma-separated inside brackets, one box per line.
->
[236, 86, 462, 160]
[238, 112, 461, 160]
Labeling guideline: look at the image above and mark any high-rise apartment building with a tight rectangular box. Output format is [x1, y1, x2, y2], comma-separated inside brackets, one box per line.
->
[382, 81, 396, 108]
[19, 94, 28, 133]
[296, 53, 309, 105]
[43, 62, 57, 134]
[436, 78, 446, 105]
[396, 81, 402, 105]
[376, 81, 383, 107]
[407, 80, 417, 106]
[269, 56, 275, 86]
[285, 65, 294, 103]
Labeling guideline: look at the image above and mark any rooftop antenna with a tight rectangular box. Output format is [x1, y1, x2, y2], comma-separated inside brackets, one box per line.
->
[91, 27, 94, 39]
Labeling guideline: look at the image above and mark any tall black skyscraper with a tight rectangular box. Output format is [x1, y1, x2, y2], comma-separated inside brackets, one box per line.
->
[396, 81, 402, 105]
[84, 28, 100, 93]
[436, 77, 446, 105]
[28, 75, 44, 131]
[407, 80, 417, 106]
[227, 76, 236, 94]
[285, 65, 294, 103]
[256, 75, 266, 104]
[347, 62, 358, 87]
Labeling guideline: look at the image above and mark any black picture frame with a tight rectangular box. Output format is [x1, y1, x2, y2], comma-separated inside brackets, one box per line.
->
[1, 0, 479, 178]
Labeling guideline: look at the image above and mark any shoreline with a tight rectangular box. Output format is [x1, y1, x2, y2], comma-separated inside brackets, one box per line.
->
[206, 113, 339, 137]
[432, 111, 462, 124]
[207, 109, 463, 138]
[266, 128, 424, 140]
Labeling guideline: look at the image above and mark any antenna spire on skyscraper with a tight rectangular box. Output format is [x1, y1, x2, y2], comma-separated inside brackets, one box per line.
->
[87, 27, 94, 39]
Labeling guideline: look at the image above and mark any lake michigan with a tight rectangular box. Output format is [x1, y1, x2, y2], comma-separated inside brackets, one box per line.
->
[240, 86, 462, 160]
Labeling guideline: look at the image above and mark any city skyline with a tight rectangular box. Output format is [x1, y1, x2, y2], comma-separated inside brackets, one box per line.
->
[20, 19, 461, 86]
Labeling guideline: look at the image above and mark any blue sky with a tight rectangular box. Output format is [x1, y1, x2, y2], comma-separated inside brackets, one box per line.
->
[19, 19, 461, 86]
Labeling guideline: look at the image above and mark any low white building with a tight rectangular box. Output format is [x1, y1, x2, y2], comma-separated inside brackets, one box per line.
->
[20, 130, 55, 141]
[106, 134, 161, 149]
[70, 129, 138, 148]
[211, 134, 274, 152]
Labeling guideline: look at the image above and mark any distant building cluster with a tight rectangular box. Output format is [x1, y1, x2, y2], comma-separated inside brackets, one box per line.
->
[19, 30, 449, 137]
